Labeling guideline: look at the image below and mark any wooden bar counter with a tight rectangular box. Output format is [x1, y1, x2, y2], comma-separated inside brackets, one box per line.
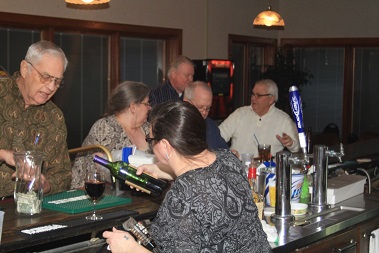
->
[0, 185, 162, 252]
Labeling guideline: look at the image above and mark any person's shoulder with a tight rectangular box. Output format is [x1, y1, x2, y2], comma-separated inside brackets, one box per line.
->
[205, 117, 219, 127]
[273, 106, 293, 120]
[227, 105, 252, 118]
[150, 80, 169, 92]
[214, 149, 239, 163]
[45, 101, 64, 115]
[93, 115, 117, 127]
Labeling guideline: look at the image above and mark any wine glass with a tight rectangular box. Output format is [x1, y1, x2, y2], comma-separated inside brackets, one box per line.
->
[85, 172, 105, 220]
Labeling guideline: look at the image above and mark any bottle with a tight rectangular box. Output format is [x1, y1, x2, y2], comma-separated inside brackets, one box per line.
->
[248, 166, 264, 220]
[93, 155, 167, 197]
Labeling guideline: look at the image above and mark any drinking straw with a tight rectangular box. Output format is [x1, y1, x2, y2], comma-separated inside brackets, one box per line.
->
[254, 134, 260, 146]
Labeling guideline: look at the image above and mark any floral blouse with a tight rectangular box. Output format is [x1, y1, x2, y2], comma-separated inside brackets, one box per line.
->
[70, 115, 150, 189]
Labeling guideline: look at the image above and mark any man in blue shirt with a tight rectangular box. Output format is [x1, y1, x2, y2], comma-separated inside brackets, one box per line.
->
[183, 81, 229, 150]
[149, 56, 194, 107]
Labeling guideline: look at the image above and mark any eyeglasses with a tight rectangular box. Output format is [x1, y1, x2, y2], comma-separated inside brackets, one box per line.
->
[251, 92, 272, 99]
[140, 102, 151, 107]
[26, 61, 65, 88]
[188, 100, 211, 113]
[145, 136, 158, 148]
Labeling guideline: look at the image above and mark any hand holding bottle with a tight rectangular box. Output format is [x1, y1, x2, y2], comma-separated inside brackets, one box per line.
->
[93, 156, 168, 197]
[136, 163, 174, 181]
[103, 227, 148, 253]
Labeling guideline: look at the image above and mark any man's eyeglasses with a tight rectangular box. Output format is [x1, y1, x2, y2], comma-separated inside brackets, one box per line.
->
[251, 92, 272, 99]
[26, 61, 65, 88]
[188, 100, 211, 113]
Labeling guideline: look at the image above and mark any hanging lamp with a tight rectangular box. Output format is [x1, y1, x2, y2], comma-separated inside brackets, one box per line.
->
[253, 1, 284, 27]
[65, 0, 110, 4]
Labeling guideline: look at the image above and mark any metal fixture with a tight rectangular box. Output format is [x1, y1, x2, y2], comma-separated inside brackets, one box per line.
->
[65, 0, 110, 4]
[271, 150, 294, 223]
[309, 144, 344, 213]
[253, 1, 285, 27]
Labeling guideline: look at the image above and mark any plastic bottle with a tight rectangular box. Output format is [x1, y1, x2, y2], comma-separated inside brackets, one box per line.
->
[248, 166, 264, 219]
[93, 155, 167, 197]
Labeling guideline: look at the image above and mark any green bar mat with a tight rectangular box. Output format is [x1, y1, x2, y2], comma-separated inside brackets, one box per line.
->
[42, 190, 132, 214]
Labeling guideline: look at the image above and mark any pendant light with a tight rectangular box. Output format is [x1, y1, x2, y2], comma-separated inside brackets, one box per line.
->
[253, 1, 284, 27]
[65, 0, 110, 4]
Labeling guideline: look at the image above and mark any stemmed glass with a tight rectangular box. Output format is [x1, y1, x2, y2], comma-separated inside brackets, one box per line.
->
[85, 172, 105, 220]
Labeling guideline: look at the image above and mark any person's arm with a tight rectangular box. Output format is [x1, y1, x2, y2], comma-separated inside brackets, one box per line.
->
[279, 118, 300, 153]
[218, 109, 240, 143]
[103, 228, 151, 253]
[136, 163, 174, 181]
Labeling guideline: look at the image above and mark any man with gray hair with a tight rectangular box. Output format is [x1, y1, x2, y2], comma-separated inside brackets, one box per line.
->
[149, 55, 194, 107]
[183, 81, 229, 150]
[219, 79, 299, 157]
[0, 40, 72, 197]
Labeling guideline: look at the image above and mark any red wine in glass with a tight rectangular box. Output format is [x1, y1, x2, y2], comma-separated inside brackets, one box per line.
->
[85, 172, 105, 220]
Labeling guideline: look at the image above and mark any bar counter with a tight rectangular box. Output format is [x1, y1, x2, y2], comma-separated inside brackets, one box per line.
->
[271, 192, 379, 252]
[0, 186, 163, 253]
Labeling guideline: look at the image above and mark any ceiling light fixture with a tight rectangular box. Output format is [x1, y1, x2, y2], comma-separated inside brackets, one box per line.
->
[253, 1, 284, 27]
[65, 0, 110, 4]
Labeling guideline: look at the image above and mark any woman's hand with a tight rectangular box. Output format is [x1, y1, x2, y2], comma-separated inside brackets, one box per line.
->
[137, 163, 174, 181]
[103, 227, 150, 253]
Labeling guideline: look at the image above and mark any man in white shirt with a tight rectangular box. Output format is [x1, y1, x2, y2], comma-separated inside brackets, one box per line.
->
[219, 79, 300, 157]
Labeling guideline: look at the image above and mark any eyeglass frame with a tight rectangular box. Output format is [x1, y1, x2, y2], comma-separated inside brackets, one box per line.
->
[140, 102, 151, 107]
[26, 60, 65, 88]
[145, 136, 159, 148]
[251, 92, 272, 99]
[188, 99, 211, 113]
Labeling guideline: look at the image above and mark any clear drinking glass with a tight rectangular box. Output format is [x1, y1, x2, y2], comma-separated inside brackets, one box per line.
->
[85, 172, 105, 220]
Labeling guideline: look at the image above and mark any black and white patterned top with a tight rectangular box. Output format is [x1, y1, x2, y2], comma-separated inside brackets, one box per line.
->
[150, 149, 272, 253]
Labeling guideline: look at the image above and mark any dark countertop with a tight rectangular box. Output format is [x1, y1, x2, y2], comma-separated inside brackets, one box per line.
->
[0, 186, 163, 253]
[271, 193, 379, 252]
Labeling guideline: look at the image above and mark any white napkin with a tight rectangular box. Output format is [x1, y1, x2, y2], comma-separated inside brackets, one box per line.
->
[369, 228, 379, 253]
[260, 220, 278, 243]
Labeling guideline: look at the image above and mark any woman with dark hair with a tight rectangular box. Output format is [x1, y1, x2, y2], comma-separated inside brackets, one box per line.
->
[103, 101, 271, 253]
[71, 81, 151, 189]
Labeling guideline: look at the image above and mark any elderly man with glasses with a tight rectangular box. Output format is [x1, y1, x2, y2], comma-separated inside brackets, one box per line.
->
[183, 81, 229, 150]
[0, 40, 72, 198]
[219, 79, 300, 158]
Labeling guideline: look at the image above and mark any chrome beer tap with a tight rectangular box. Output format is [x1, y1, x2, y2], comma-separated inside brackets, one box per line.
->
[309, 144, 344, 213]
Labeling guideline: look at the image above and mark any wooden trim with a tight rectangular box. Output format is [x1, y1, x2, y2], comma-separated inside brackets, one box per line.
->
[0, 12, 181, 38]
[228, 34, 277, 105]
[0, 11, 182, 87]
[281, 38, 379, 47]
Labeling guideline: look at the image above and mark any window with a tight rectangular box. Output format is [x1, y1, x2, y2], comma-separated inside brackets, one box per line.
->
[294, 48, 344, 136]
[0, 12, 182, 148]
[282, 38, 379, 142]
